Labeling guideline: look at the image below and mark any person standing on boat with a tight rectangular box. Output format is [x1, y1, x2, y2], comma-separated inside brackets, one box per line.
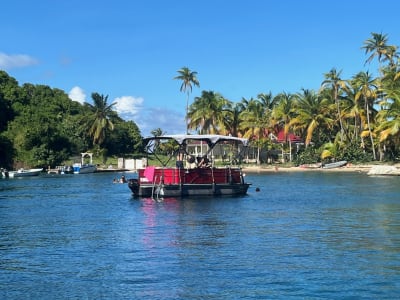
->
[176, 148, 185, 168]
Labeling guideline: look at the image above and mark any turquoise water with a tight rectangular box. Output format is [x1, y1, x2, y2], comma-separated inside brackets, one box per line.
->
[0, 171, 399, 299]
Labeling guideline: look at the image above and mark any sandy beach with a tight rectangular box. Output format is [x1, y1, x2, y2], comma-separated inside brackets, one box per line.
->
[242, 163, 400, 174]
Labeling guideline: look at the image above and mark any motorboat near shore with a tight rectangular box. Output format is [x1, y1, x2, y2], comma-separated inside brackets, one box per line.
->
[73, 163, 97, 174]
[322, 160, 347, 169]
[8, 168, 43, 178]
[73, 152, 97, 174]
[128, 134, 251, 198]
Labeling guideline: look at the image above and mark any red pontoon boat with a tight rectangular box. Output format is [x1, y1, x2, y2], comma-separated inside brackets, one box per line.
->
[128, 134, 251, 198]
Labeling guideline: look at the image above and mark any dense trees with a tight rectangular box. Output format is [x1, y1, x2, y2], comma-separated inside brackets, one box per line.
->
[0, 71, 142, 168]
[185, 33, 400, 164]
[2, 32, 400, 168]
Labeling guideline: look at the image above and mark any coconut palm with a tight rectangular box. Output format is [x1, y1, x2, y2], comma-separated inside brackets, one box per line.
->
[321, 68, 347, 142]
[351, 71, 379, 160]
[341, 82, 364, 146]
[363, 32, 391, 66]
[376, 67, 400, 156]
[188, 90, 230, 134]
[289, 89, 334, 147]
[87, 93, 116, 146]
[239, 97, 273, 164]
[272, 92, 296, 136]
[222, 102, 244, 137]
[174, 67, 200, 133]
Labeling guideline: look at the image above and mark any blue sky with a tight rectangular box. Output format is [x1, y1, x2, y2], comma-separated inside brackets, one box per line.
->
[2, 0, 400, 136]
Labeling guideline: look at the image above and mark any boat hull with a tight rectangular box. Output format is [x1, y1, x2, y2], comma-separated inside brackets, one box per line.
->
[73, 164, 97, 174]
[129, 181, 250, 198]
[322, 161, 347, 169]
[128, 167, 250, 198]
[9, 168, 43, 178]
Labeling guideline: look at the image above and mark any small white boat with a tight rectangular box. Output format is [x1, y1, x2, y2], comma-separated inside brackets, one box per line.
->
[73, 163, 97, 174]
[322, 160, 347, 169]
[9, 168, 43, 178]
[72, 152, 97, 174]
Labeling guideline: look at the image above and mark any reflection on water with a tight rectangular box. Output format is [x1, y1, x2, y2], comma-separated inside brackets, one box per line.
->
[0, 172, 400, 299]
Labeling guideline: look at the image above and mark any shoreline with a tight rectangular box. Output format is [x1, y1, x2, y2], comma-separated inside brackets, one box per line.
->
[242, 163, 399, 173]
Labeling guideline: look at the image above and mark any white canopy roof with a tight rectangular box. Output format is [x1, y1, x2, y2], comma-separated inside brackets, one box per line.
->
[144, 134, 249, 147]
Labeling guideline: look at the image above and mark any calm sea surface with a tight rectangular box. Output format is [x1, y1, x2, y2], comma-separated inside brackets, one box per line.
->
[0, 171, 399, 299]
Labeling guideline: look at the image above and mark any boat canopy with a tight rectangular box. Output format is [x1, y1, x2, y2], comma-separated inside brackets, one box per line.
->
[143, 134, 249, 147]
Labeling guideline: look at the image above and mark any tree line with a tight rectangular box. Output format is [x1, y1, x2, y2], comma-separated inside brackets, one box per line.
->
[176, 33, 400, 165]
[0, 72, 143, 169]
[2, 32, 400, 169]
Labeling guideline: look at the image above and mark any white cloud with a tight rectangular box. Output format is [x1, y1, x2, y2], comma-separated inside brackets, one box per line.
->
[137, 107, 186, 136]
[0, 52, 38, 69]
[68, 86, 86, 104]
[114, 96, 144, 118]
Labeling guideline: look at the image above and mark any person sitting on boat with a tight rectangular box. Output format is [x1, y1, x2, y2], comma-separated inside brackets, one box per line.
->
[197, 156, 211, 168]
[119, 175, 127, 183]
[186, 155, 196, 168]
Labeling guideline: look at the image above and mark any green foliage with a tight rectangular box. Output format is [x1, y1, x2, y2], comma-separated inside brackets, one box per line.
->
[294, 146, 322, 165]
[0, 71, 143, 168]
[340, 142, 373, 162]
[0, 134, 14, 168]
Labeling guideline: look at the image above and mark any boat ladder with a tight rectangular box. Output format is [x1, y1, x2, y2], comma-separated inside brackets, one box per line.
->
[151, 175, 164, 200]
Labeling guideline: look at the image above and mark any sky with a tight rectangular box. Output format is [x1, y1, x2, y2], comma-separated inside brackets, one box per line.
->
[2, 0, 400, 136]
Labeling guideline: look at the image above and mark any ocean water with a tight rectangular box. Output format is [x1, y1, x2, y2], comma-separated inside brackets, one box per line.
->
[0, 171, 399, 299]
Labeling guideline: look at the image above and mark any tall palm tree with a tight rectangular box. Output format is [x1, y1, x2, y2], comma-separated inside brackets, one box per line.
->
[321, 68, 347, 142]
[272, 92, 296, 136]
[87, 93, 116, 146]
[362, 32, 392, 67]
[188, 90, 230, 134]
[174, 67, 200, 134]
[376, 67, 400, 155]
[362, 32, 399, 74]
[224, 102, 244, 137]
[239, 97, 273, 164]
[290, 89, 333, 147]
[351, 71, 378, 160]
[341, 82, 364, 146]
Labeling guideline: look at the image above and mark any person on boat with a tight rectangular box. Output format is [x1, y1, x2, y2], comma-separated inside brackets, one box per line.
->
[197, 156, 211, 168]
[119, 175, 127, 183]
[186, 155, 196, 168]
[176, 148, 185, 168]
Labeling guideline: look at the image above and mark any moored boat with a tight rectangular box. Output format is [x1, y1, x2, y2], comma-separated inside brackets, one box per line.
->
[128, 134, 251, 198]
[73, 152, 97, 174]
[322, 160, 347, 169]
[9, 168, 43, 178]
[73, 163, 97, 174]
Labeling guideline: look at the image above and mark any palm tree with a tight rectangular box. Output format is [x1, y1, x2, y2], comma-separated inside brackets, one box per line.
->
[290, 89, 334, 147]
[375, 68, 400, 157]
[151, 128, 165, 137]
[174, 67, 200, 134]
[362, 32, 399, 74]
[351, 71, 378, 160]
[272, 92, 296, 136]
[239, 97, 273, 164]
[188, 90, 231, 134]
[362, 32, 392, 67]
[87, 93, 116, 146]
[224, 102, 244, 137]
[321, 68, 347, 142]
